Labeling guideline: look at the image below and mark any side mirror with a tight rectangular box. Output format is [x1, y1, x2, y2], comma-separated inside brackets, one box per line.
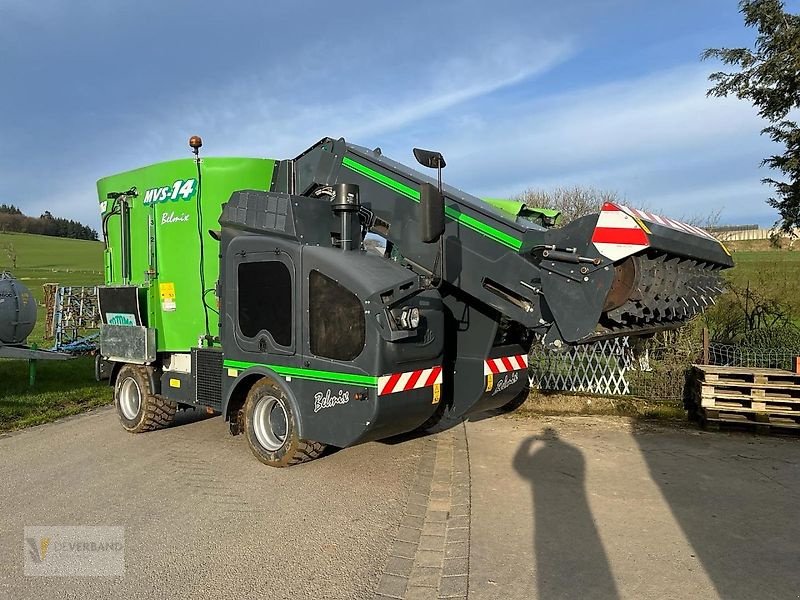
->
[413, 148, 446, 169]
[420, 182, 445, 243]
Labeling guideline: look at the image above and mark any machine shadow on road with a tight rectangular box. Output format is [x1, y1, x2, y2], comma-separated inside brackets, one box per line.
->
[378, 416, 464, 445]
[631, 425, 800, 600]
[513, 427, 620, 600]
[171, 407, 218, 428]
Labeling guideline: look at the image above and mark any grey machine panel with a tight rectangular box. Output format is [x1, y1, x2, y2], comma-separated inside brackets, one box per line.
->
[100, 324, 156, 364]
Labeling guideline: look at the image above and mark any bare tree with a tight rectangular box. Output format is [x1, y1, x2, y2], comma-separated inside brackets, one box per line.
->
[515, 186, 623, 226]
[678, 209, 722, 230]
[516, 186, 725, 230]
[705, 279, 800, 347]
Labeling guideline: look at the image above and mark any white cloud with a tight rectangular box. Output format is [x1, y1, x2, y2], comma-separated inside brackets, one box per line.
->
[344, 40, 575, 139]
[8, 43, 781, 229]
[22, 34, 576, 228]
[141, 36, 576, 158]
[439, 65, 764, 171]
[418, 64, 779, 225]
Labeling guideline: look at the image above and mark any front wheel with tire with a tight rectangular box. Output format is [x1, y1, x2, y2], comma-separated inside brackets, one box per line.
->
[114, 364, 177, 433]
[244, 378, 325, 467]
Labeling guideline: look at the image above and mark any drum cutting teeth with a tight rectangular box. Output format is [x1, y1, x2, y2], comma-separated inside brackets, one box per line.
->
[601, 251, 725, 332]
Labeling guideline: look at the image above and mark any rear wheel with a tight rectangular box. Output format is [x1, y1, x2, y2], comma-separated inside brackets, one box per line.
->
[114, 364, 177, 433]
[244, 378, 325, 467]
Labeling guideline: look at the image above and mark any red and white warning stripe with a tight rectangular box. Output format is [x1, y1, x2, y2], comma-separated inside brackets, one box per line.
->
[378, 367, 443, 396]
[619, 205, 717, 241]
[484, 354, 529, 376]
[591, 202, 650, 262]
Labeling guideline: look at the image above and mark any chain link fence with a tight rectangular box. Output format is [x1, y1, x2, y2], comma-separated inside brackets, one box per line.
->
[707, 343, 798, 371]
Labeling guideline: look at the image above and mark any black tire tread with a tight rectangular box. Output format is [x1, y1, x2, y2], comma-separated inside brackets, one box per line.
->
[287, 439, 326, 466]
[140, 393, 178, 431]
[244, 378, 326, 467]
[117, 364, 177, 433]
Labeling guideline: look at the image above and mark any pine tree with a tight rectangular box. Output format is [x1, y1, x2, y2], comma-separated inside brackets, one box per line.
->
[703, 0, 800, 231]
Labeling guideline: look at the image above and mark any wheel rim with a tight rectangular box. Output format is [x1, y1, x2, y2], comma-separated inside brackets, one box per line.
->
[252, 395, 288, 451]
[119, 377, 142, 420]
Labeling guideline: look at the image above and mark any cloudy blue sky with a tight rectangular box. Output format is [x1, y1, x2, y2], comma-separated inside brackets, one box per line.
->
[0, 0, 793, 230]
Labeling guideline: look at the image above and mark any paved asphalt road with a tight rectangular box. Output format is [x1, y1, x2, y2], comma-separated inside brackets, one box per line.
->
[1, 408, 799, 599]
[469, 415, 800, 600]
[0, 407, 422, 600]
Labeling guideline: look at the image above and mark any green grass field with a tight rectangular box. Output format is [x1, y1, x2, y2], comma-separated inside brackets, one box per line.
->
[728, 249, 800, 273]
[727, 250, 800, 287]
[0, 231, 103, 342]
[0, 358, 109, 431]
[725, 248, 800, 318]
[0, 232, 107, 431]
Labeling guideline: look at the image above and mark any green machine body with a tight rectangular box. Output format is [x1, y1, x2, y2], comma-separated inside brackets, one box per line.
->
[97, 157, 276, 352]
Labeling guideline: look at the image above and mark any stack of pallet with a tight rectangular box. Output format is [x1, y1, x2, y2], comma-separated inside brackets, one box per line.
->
[691, 364, 800, 434]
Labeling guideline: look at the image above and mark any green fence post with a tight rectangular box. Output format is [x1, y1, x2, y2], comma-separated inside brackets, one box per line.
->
[29, 343, 37, 387]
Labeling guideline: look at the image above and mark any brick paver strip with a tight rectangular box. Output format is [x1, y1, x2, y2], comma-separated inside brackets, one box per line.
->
[373, 422, 471, 600]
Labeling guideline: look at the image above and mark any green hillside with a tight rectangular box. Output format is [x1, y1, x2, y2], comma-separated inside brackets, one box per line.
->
[0, 232, 106, 431]
[0, 230, 103, 271]
[725, 249, 800, 320]
[0, 231, 103, 341]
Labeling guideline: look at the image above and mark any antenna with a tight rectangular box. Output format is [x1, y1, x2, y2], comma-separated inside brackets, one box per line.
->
[189, 135, 211, 345]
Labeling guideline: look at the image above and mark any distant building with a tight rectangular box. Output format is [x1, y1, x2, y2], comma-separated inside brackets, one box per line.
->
[706, 224, 798, 242]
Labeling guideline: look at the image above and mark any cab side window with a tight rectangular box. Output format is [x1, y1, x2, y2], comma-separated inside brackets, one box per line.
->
[309, 270, 364, 361]
[238, 261, 292, 347]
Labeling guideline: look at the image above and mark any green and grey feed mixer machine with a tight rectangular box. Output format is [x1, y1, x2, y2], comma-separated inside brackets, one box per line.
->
[95, 136, 732, 467]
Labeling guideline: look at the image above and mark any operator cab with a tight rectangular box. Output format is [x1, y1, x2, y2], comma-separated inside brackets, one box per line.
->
[215, 188, 445, 449]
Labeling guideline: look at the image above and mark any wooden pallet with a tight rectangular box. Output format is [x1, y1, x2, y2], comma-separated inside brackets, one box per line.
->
[699, 394, 800, 414]
[691, 364, 800, 436]
[694, 364, 800, 386]
[694, 378, 800, 401]
[701, 408, 800, 434]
